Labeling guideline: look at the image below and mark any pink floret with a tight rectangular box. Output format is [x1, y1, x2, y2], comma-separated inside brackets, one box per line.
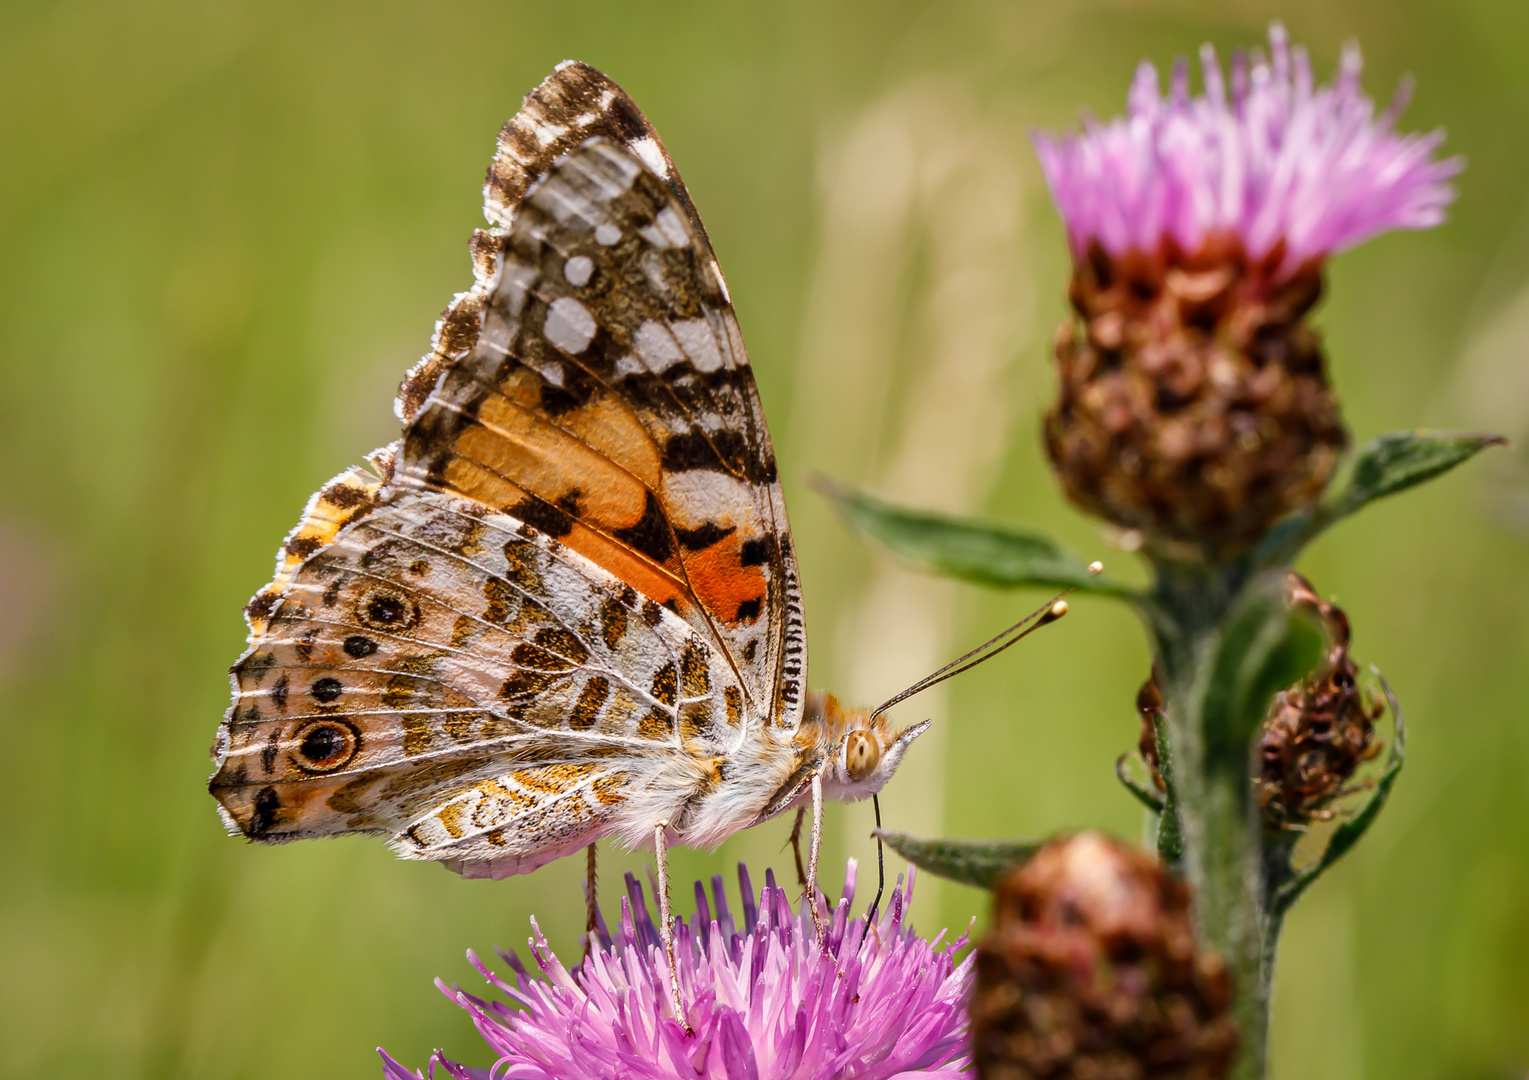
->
[1033, 23, 1462, 275]
[380, 861, 974, 1080]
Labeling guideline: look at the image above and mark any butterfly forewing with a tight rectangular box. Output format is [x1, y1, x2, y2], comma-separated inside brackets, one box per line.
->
[400, 139, 798, 717]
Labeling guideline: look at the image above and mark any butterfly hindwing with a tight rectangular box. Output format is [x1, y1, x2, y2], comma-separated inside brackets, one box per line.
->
[213, 487, 748, 869]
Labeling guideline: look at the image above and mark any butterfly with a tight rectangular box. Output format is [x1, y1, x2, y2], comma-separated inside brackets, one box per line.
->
[208, 60, 1068, 1019]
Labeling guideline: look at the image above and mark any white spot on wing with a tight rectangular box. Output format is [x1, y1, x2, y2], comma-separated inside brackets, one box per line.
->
[595, 223, 621, 246]
[497, 261, 539, 316]
[633, 320, 686, 372]
[533, 121, 568, 147]
[631, 137, 668, 178]
[544, 297, 597, 354]
[563, 255, 594, 287]
[656, 207, 690, 247]
[669, 318, 725, 372]
[708, 259, 731, 304]
[615, 353, 644, 377]
[663, 470, 763, 533]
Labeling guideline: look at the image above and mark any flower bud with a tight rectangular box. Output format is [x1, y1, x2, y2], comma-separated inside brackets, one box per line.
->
[970, 832, 1238, 1079]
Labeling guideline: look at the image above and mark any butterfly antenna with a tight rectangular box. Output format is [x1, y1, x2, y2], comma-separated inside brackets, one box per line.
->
[858, 570, 1097, 933]
[867, 589, 1075, 725]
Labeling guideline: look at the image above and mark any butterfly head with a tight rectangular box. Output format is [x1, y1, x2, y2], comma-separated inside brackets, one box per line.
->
[808, 692, 931, 802]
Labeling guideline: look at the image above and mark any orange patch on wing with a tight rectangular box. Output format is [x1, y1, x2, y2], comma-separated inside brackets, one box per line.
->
[446, 457, 693, 619]
[591, 772, 629, 806]
[443, 457, 528, 513]
[437, 800, 469, 838]
[560, 521, 691, 615]
[559, 393, 663, 489]
[682, 533, 767, 625]
[512, 763, 596, 792]
[459, 394, 649, 530]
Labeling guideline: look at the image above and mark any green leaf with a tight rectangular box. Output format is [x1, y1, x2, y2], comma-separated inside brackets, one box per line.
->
[1115, 753, 1165, 813]
[1254, 430, 1505, 568]
[1201, 575, 1325, 776]
[1331, 431, 1507, 521]
[818, 480, 1137, 599]
[1272, 672, 1407, 916]
[873, 829, 1039, 889]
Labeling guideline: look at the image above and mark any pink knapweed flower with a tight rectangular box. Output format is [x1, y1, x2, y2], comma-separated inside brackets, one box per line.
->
[1033, 23, 1462, 276]
[379, 861, 974, 1080]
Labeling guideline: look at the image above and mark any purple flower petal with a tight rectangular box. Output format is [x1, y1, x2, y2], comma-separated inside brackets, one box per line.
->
[382, 861, 973, 1080]
[1033, 23, 1462, 275]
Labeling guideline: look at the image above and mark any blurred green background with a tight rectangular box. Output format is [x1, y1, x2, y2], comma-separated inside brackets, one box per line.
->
[2, 0, 1526, 1077]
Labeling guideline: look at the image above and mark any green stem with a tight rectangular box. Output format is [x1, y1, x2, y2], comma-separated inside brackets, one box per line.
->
[1150, 560, 1272, 1079]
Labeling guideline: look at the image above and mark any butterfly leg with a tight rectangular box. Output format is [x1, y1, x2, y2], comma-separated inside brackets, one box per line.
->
[806, 772, 826, 946]
[583, 842, 598, 961]
[785, 805, 808, 890]
[652, 820, 692, 1034]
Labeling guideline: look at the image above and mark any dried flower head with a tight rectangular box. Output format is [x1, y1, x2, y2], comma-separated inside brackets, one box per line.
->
[970, 832, 1238, 1080]
[1034, 25, 1460, 555]
[379, 861, 974, 1080]
[1256, 573, 1384, 827]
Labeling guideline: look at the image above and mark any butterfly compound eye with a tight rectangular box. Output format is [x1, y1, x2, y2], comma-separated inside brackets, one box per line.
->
[293, 720, 360, 774]
[845, 729, 881, 782]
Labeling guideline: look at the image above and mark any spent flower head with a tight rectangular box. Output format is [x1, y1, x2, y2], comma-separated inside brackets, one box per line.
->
[380, 860, 973, 1080]
[1256, 573, 1385, 827]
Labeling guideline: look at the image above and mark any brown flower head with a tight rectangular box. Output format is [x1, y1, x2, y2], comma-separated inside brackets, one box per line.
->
[970, 832, 1238, 1080]
[1044, 240, 1346, 555]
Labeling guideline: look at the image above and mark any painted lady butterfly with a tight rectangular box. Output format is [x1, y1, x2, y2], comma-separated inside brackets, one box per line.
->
[208, 66, 1068, 1010]
[208, 59, 937, 908]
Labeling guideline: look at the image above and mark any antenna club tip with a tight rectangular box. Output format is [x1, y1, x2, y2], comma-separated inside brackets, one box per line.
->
[1087, 560, 1104, 575]
[1048, 599, 1069, 620]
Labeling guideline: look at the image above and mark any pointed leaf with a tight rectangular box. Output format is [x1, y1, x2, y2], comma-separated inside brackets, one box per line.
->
[819, 481, 1137, 599]
[1115, 754, 1166, 813]
[1331, 431, 1506, 521]
[1255, 430, 1505, 567]
[1272, 672, 1407, 916]
[874, 830, 1039, 889]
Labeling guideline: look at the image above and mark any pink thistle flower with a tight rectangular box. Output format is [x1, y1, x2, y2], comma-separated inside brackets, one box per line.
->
[1033, 23, 1462, 277]
[379, 861, 974, 1080]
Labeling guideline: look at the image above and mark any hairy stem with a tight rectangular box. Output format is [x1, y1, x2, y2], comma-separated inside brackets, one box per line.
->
[1150, 560, 1272, 1079]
